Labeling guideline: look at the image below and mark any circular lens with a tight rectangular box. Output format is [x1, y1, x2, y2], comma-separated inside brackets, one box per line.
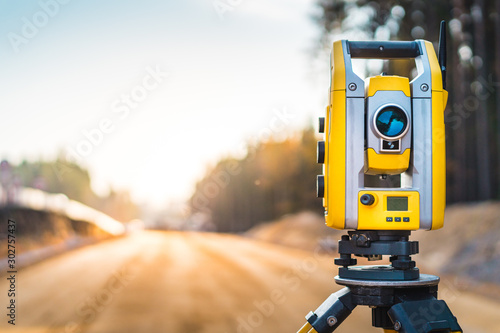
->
[375, 106, 408, 138]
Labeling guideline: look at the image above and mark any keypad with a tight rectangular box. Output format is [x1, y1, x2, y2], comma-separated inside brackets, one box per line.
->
[386, 217, 410, 222]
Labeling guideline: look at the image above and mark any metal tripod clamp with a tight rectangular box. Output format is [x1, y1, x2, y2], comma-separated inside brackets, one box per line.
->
[301, 288, 356, 333]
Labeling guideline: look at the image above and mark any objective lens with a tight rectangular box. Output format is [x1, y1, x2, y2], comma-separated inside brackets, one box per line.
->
[375, 106, 408, 138]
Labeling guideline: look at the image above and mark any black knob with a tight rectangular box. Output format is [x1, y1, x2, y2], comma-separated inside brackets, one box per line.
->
[360, 194, 375, 206]
[317, 141, 325, 164]
[317, 175, 324, 198]
[319, 117, 325, 133]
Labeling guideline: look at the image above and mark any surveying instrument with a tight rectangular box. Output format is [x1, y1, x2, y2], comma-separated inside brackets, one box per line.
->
[298, 22, 462, 333]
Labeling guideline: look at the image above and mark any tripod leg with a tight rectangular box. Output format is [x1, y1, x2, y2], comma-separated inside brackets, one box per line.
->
[297, 287, 356, 333]
[388, 299, 462, 333]
[297, 322, 314, 333]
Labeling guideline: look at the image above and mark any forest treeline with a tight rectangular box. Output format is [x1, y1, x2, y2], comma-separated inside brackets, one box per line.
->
[0, 157, 139, 222]
[190, 128, 323, 232]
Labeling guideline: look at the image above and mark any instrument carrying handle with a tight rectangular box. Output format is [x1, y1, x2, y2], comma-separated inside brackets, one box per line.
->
[347, 41, 421, 59]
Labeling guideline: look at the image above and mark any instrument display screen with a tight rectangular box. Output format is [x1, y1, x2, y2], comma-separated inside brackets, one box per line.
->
[387, 196, 408, 211]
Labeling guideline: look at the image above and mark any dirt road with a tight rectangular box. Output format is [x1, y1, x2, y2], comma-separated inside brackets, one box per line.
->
[1, 231, 499, 332]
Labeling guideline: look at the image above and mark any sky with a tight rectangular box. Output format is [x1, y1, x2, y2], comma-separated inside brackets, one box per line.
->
[0, 0, 328, 208]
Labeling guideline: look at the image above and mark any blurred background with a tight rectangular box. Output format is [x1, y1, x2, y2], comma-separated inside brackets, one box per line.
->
[0, 0, 499, 332]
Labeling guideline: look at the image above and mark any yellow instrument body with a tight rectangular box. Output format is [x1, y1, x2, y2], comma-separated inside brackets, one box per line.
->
[321, 40, 447, 231]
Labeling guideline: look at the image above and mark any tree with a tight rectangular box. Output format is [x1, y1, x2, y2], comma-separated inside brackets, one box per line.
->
[190, 128, 323, 232]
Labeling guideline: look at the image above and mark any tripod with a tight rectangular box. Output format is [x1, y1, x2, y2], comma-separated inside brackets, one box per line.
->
[297, 231, 462, 333]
